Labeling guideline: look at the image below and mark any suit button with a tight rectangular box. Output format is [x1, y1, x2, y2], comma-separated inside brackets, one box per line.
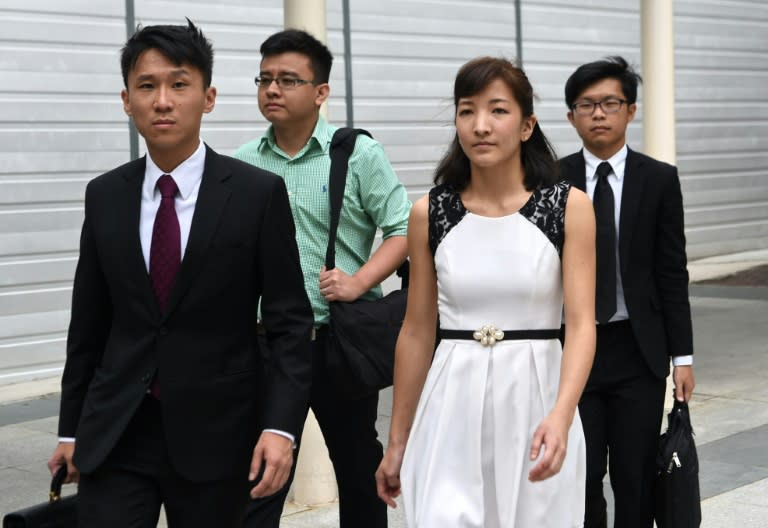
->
[158, 327, 168, 336]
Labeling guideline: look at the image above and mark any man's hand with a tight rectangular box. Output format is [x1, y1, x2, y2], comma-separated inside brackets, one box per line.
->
[249, 431, 294, 498]
[673, 365, 695, 402]
[48, 442, 79, 484]
[319, 266, 366, 302]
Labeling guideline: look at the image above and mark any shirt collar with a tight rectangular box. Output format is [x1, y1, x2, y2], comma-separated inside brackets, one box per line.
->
[583, 144, 628, 183]
[257, 116, 332, 158]
[144, 140, 206, 199]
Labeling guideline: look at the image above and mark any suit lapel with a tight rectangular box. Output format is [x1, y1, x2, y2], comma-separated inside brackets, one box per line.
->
[163, 146, 232, 318]
[119, 158, 160, 318]
[563, 151, 588, 191]
[618, 148, 645, 274]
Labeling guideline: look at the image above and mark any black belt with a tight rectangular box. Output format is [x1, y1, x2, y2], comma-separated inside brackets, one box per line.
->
[257, 323, 328, 342]
[440, 328, 560, 341]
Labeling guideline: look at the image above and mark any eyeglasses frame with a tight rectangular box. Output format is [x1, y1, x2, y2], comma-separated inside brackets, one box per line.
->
[571, 97, 629, 116]
[254, 75, 316, 90]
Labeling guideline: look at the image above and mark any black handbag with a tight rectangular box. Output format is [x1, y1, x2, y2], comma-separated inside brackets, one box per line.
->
[654, 399, 702, 528]
[3, 466, 77, 528]
[324, 127, 409, 400]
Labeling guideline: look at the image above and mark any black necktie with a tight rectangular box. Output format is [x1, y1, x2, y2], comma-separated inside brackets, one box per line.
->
[594, 161, 616, 324]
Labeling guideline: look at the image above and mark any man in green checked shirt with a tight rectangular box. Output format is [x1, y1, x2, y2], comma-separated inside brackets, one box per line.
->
[234, 29, 410, 528]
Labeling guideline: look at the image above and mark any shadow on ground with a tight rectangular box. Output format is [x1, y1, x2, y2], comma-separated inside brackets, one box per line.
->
[695, 264, 768, 287]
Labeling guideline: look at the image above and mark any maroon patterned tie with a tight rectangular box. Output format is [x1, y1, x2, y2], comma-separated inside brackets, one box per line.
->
[149, 174, 180, 399]
[150, 174, 181, 312]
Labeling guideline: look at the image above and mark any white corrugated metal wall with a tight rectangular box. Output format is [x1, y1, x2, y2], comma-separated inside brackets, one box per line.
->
[674, 0, 768, 257]
[1, 1, 767, 381]
[0, 2, 128, 383]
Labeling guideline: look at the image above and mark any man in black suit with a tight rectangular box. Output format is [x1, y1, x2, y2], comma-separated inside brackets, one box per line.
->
[559, 56, 696, 528]
[46, 21, 314, 527]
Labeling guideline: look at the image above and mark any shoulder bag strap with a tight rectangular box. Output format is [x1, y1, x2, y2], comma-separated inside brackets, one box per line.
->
[324, 127, 372, 271]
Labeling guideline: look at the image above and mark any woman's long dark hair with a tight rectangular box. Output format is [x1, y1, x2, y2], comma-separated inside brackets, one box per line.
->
[434, 57, 558, 191]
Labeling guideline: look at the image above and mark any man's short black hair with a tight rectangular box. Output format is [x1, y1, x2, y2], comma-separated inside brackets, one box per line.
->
[121, 18, 214, 88]
[564, 56, 642, 108]
[260, 29, 333, 84]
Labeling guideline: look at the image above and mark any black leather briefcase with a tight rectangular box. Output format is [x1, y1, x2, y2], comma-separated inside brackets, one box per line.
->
[654, 399, 702, 528]
[3, 466, 77, 528]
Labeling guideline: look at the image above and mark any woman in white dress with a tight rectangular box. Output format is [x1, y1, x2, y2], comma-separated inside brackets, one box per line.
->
[375, 57, 597, 527]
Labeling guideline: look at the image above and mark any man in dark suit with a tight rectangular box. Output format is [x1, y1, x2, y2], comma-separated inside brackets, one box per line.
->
[559, 56, 696, 528]
[46, 21, 314, 527]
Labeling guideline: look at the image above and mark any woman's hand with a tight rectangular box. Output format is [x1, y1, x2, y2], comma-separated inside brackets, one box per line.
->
[528, 411, 570, 482]
[375, 444, 406, 507]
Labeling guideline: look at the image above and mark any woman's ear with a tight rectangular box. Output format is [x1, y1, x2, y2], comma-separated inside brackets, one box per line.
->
[522, 115, 537, 141]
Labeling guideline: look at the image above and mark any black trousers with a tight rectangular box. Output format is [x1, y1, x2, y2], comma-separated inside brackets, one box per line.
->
[77, 396, 251, 528]
[244, 328, 386, 528]
[579, 320, 666, 528]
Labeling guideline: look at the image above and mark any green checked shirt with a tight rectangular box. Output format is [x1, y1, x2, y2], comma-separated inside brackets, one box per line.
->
[234, 117, 411, 324]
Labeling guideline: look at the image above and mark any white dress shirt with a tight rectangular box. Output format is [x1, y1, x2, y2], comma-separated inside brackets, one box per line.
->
[139, 141, 206, 270]
[583, 145, 692, 367]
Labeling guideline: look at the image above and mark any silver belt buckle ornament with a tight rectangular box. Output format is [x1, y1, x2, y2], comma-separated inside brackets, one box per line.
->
[473, 324, 504, 346]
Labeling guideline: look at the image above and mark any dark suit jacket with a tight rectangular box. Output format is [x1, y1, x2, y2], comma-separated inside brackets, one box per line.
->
[58, 145, 314, 482]
[560, 148, 693, 379]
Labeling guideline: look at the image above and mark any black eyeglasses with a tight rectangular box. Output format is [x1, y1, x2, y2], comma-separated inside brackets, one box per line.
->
[254, 76, 314, 90]
[571, 97, 628, 116]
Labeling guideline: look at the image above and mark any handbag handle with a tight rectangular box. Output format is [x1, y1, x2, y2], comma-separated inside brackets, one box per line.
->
[49, 465, 67, 503]
[668, 399, 694, 434]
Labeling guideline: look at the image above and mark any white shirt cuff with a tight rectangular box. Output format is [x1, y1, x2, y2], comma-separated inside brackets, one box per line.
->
[263, 428, 296, 447]
[672, 355, 693, 367]
[58, 437, 76, 443]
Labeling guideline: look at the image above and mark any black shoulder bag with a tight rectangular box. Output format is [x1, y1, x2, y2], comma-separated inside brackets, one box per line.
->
[3, 466, 77, 528]
[324, 127, 409, 400]
[654, 399, 702, 528]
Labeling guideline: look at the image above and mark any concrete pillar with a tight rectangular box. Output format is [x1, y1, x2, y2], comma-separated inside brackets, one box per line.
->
[285, 0, 328, 119]
[282, 0, 337, 507]
[289, 410, 338, 505]
[640, 0, 677, 165]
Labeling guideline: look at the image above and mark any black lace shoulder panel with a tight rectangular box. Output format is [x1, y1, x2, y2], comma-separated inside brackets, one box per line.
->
[429, 184, 467, 256]
[519, 181, 571, 257]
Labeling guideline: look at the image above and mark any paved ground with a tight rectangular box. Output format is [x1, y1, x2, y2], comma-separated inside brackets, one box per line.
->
[2, 253, 768, 527]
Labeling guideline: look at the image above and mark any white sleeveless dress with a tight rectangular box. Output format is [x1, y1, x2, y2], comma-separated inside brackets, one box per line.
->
[400, 181, 585, 528]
